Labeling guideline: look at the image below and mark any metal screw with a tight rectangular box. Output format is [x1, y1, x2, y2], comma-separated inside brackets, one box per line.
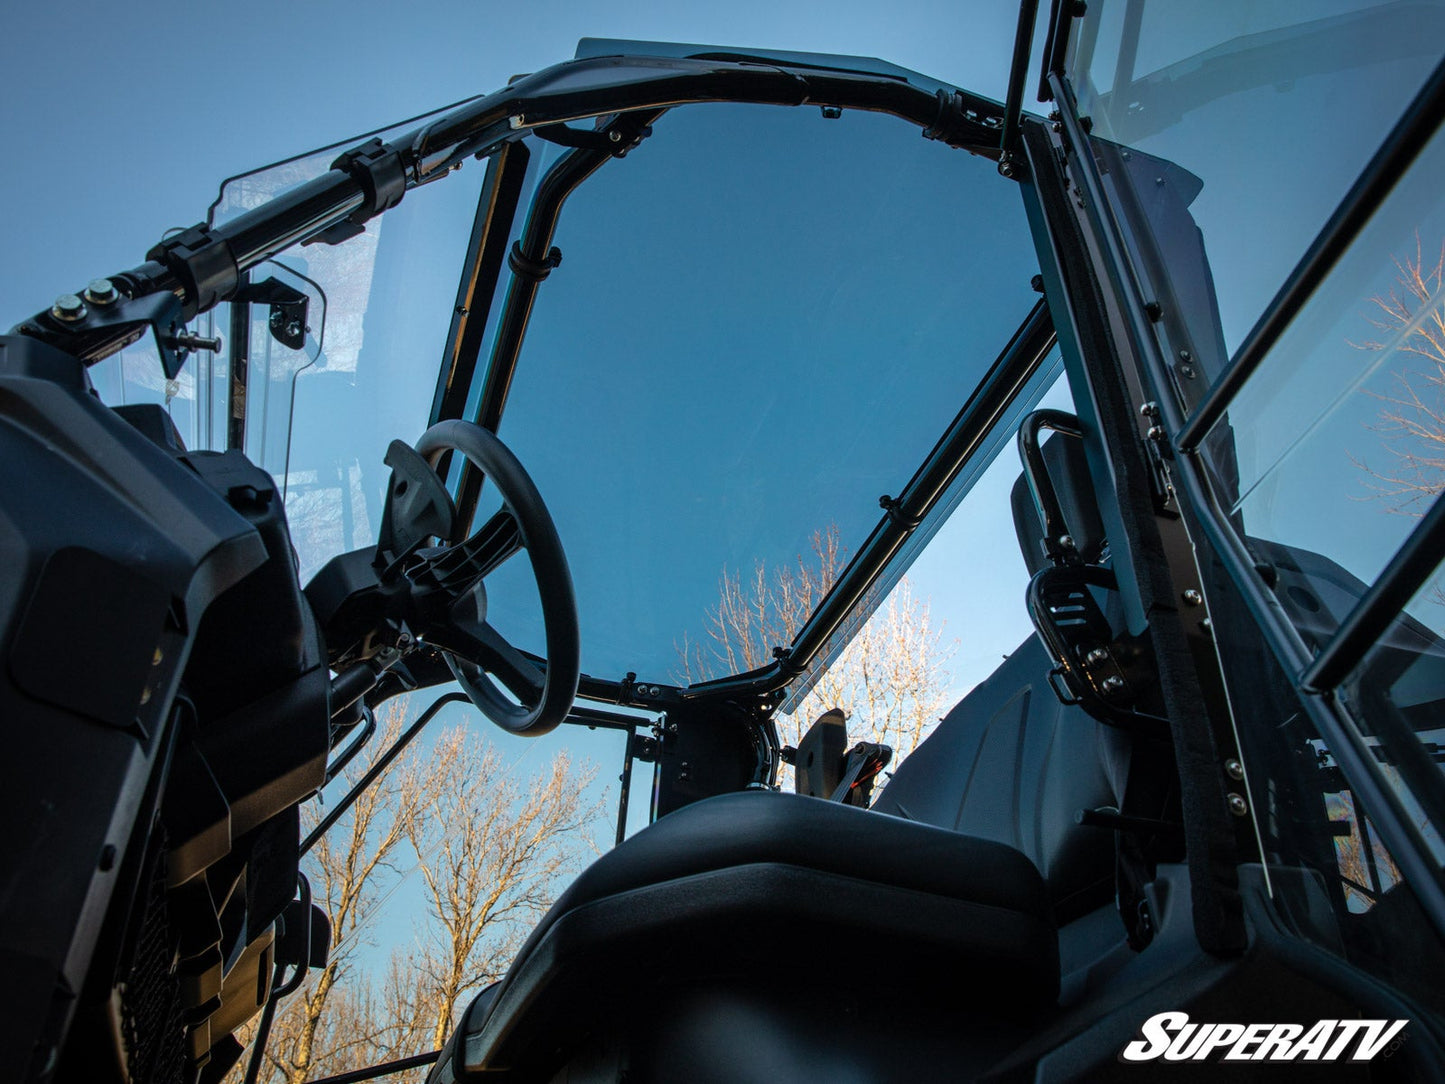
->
[608, 130, 622, 142]
[85, 278, 118, 305]
[1139, 401, 1159, 417]
[1182, 589, 1203, 606]
[1227, 793, 1249, 817]
[1224, 758, 1244, 781]
[1155, 176, 1165, 186]
[1147, 425, 1165, 442]
[1201, 617, 1213, 634]
[1058, 534, 1075, 551]
[1178, 349, 1192, 362]
[52, 293, 86, 321]
[1179, 364, 1197, 379]
[1085, 647, 1109, 666]
[1101, 675, 1125, 694]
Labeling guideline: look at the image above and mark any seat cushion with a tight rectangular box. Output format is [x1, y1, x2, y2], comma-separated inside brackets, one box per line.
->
[873, 634, 1129, 922]
[459, 791, 1059, 1074]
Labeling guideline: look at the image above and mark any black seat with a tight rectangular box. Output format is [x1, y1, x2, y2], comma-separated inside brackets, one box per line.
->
[451, 791, 1057, 1078]
[871, 634, 1129, 923]
[442, 430, 1133, 1080]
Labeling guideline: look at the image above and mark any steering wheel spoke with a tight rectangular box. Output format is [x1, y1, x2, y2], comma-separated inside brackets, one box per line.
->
[428, 508, 524, 591]
[409, 420, 579, 735]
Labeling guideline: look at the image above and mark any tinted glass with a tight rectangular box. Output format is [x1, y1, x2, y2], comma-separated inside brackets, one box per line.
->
[1202, 119, 1445, 652]
[484, 102, 1039, 683]
[1067, 0, 1445, 388]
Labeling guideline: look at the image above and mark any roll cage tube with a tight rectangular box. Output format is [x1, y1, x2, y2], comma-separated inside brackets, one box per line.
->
[10, 53, 1008, 373]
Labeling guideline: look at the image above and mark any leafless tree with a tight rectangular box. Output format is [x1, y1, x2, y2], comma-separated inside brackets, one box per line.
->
[405, 730, 604, 1049]
[1353, 233, 1445, 516]
[680, 526, 955, 790]
[228, 706, 605, 1082]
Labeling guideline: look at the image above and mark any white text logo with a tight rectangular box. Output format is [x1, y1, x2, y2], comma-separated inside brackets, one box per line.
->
[1120, 1012, 1408, 1063]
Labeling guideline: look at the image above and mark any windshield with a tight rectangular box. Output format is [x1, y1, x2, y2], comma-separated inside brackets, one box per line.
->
[132, 63, 1039, 689]
[481, 101, 1038, 683]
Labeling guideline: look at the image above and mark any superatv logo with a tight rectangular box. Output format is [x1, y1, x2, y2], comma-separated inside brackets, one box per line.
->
[1121, 1012, 1408, 1063]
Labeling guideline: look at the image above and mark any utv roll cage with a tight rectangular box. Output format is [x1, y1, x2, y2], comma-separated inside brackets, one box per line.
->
[6, 0, 1445, 1080]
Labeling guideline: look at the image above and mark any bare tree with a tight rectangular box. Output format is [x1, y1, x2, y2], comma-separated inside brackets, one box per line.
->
[1353, 233, 1445, 516]
[238, 701, 429, 1084]
[405, 731, 604, 1049]
[680, 526, 955, 790]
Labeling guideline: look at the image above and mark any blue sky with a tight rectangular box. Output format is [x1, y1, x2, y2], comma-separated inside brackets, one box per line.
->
[0, 0, 1045, 317]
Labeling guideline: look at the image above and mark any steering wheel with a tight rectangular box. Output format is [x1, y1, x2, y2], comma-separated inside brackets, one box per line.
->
[412, 420, 580, 736]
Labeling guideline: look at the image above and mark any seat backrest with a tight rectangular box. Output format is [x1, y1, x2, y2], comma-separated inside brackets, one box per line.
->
[871, 633, 1129, 922]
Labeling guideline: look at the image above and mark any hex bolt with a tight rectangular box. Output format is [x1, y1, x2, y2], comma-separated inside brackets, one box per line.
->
[1227, 793, 1249, 817]
[1225, 758, 1245, 781]
[1085, 647, 1109, 666]
[52, 293, 87, 322]
[1182, 588, 1203, 606]
[1101, 675, 1125, 694]
[1147, 425, 1165, 442]
[1139, 401, 1160, 418]
[1178, 349, 1192, 362]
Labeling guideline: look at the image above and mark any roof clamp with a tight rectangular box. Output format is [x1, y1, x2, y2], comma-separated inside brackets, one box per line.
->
[878, 494, 923, 531]
[145, 223, 240, 321]
[314, 138, 408, 246]
[923, 88, 1003, 148]
[508, 242, 563, 282]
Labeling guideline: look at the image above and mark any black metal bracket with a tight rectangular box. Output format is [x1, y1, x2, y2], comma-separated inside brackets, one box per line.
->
[1027, 562, 1169, 733]
[234, 276, 310, 351]
[534, 121, 652, 157]
[330, 138, 407, 226]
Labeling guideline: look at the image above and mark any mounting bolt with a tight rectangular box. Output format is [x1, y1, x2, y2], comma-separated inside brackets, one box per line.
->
[1224, 758, 1244, 781]
[51, 293, 87, 322]
[1101, 675, 1125, 694]
[1227, 792, 1249, 817]
[1139, 401, 1160, 417]
[1144, 300, 1163, 321]
[1182, 589, 1203, 606]
[85, 278, 118, 305]
[608, 129, 622, 142]
[1146, 425, 1165, 442]
[1201, 617, 1213, 634]
[1178, 349, 1192, 362]
[1085, 647, 1109, 666]
[1058, 534, 1075, 551]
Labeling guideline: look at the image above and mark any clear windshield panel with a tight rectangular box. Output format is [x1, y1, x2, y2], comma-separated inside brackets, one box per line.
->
[1201, 116, 1445, 652]
[1066, 0, 1445, 386]
[260, 164, 488, 582]
[484, 102, 1039, 683]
